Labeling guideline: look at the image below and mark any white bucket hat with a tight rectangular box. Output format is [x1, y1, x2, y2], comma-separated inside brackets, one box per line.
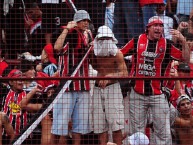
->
[95, 25, 117, 42]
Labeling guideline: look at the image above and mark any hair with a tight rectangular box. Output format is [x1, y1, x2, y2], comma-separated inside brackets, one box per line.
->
[89, 23, 95, 34]
[177, 96, 191, 108]
[18, 59, 36, 73]
[25, 1, 39, 9]
[177, 62, 191, 73]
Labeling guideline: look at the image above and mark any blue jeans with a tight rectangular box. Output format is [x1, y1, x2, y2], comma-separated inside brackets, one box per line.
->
[141, 4, 158, 28]
[113, 0, 144, 48]
[52, 91, 91, 135]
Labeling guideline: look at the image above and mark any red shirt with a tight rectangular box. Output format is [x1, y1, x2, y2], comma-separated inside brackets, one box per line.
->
[0, 61, 8, 76]
[121, 33, 182, 95]
[139, 0, 163, 7]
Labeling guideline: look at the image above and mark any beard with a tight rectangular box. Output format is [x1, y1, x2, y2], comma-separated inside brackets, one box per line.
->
[93, 39, 118, 57]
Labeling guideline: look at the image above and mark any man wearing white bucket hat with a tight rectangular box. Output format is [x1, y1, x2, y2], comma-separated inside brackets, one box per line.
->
[91, 25, 128, 145]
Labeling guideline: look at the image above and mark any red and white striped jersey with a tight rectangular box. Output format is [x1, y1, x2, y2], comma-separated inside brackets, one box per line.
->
[121, 33, 182, 95]
[3, 89, 28, 136]
[58, 29, 91, 91]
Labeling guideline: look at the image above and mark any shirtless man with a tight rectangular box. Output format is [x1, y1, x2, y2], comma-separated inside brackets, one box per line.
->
[92, 25, 128, 145]
[174, 94, 193, 145]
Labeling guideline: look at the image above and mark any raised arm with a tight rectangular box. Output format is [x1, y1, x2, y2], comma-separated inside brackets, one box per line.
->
[54, 21, 77, 52]
[19, 85, 43, 112]
[182, 40, 191, 63]
[170, 28, 190, 62]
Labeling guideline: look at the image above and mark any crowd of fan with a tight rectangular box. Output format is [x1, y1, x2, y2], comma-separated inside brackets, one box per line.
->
[0, 0, 193, 145]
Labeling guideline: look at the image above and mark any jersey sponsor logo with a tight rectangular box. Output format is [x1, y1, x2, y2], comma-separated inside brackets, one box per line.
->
[138, 63, 156, 76]
[138, 70, 156, 76]
[159, 47, 164, 53]
[139, 43, 145, 49]
[140, 57, 154, 62]
[141, 51, 160, 58]
[139, 64, 155, 71]
[8, 102, 21, 115]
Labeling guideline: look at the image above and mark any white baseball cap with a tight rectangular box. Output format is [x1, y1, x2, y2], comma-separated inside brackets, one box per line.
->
[73, 10, 91, 22]
[176, 94, 191, 107]
[128, 132, 149, 145]
[147, 16, 163, 27]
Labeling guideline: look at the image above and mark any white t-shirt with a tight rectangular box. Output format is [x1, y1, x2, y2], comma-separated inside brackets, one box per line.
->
[158, 15, 174, 40]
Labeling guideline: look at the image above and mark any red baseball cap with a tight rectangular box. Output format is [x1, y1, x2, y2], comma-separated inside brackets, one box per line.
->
[147, 16, 163, 27]
[7, 69, 22, 78]
[43, 43, 57, 65]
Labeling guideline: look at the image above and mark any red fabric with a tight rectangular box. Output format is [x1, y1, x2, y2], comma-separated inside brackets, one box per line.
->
[0, 61, 8, 76]
[7, 69, 22, 78]
[145, 127, 151, 139]
[121, 33, 182, 95]
[36, 72, 58, 90]
[189, 63, 193, 76]
[147, 19, 163, 27]
[44, 43, 57, 65]
[169, 80, 193, 108]
[139, 0, 163, 7]
[169, 89, 179, 108]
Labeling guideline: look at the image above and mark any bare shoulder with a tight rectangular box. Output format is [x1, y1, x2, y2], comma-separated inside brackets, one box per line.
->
[116, 49, 123, 55]
[114, 50, 125, 61]
[174, 116, 193, 128]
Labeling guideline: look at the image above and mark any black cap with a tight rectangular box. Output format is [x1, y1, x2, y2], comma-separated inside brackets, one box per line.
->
[177, 63, 191, 73]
